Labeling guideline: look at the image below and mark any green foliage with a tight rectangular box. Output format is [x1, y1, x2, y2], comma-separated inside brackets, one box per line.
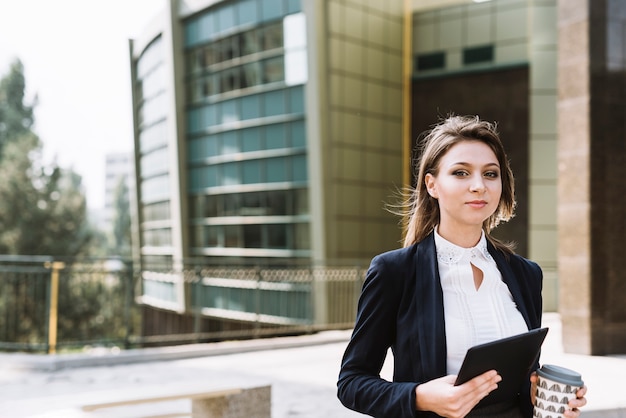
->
[0, 59, 35, 157]
[110, 177, 132, 257]
[0, 58, 95, 256]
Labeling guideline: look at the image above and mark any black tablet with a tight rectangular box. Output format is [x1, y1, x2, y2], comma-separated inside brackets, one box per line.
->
[454, 327, 549, 407]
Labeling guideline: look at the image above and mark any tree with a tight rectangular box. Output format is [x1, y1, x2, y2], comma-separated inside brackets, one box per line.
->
[109, 176, 132, 257]
[0, 58, 93, 256]
[0, 59, 35, 159]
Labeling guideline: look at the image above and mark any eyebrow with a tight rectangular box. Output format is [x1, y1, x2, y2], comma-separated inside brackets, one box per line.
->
[449, 161, 500, 168]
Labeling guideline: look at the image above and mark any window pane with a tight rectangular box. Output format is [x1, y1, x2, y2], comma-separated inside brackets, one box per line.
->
[289, 85, 305, 114]
[205, 44, 218, 67]
[240, 30, 261, 56]
[242, 192, 262, 215]
[206, 165, 218, 188]
[292, 155, 307, 182]
[221, 99, 239, 124]
[202, 104, 217, 128]
[291, 120, 306, 148]
[206, 225, 220, 247]
[242, 160, 261, 184]
[261, 2, 284, 24]
[224, 225, 240, 247]
[241, 62, 261, 89]
[237, 0, 258, 26]
[242, 128, 261, 152]
[267, 190, 287, 215]
[243, 224, 262, 248]
[263, 90, 286, 117]
[266, 157, 286, 182]
[204, 195, 218, 217]
[263, 56, 285, 84]
[206, 135, 219, 157]
[241, 93, 261, 120]
[219, 68, 238, 94]
[265, 123, 287, 149]
[223, 193, 240, 216]
[221, 131, 239, 155]
[217, 5, 235, 33]
[267, 224, 287, 248]
[287, 0, 301, 14]
[294, 188, 308, 215]
[221, 162, 240, 186]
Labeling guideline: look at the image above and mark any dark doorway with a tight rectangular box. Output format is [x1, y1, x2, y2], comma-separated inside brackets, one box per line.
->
[411, 65, 530, 255]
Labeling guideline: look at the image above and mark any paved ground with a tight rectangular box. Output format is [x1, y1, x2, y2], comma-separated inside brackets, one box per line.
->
[0, 313, 624, 417]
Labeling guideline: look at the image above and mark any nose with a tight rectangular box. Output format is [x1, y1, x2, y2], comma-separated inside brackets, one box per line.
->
[469, 176, 485, 193]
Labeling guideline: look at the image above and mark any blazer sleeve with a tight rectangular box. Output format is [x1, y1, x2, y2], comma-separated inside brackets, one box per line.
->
[337, 253, 419, 418]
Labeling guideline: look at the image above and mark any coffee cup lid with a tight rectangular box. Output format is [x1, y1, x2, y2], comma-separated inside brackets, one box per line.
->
[537, 364, 584, 387]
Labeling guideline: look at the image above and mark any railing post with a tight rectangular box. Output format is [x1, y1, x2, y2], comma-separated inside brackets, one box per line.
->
[45, 261, 65, 354]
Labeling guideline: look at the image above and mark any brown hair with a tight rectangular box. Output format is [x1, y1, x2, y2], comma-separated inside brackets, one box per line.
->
[401, 115, 516, 253]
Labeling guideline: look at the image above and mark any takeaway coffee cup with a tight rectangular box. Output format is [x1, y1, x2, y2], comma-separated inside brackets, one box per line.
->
[533, 364, 584, 418]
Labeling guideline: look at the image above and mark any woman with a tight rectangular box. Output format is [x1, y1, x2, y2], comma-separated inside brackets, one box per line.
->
[337, 115, 587, 417]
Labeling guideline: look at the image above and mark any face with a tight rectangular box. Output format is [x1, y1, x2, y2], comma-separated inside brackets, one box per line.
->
[424, 140, 502, 237]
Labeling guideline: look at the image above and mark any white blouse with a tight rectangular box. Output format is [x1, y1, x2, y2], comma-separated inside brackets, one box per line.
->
[434, 229, 528, 375]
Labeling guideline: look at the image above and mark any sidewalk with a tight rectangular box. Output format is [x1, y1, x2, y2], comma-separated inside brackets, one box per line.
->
[0, 313, 623, 417]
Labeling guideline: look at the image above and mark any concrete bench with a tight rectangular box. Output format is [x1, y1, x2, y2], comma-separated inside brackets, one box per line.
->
[47, 384, 272, 418]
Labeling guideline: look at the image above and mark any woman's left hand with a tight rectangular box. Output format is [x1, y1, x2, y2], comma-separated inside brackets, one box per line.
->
[564, 385, 587, 418]
[530, 372, 588, 417]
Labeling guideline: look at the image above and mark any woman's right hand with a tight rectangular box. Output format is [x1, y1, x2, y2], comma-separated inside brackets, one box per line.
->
[415, 370, 501, 418]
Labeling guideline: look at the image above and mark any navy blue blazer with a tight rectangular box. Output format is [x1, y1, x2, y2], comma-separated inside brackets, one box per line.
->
[337, 233, 543, 418]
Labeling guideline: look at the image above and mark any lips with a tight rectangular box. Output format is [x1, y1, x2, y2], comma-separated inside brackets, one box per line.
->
[467, 200, 488, 208]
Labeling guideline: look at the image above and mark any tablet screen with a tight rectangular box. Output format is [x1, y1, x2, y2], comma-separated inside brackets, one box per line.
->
[454, 327, 549, 406]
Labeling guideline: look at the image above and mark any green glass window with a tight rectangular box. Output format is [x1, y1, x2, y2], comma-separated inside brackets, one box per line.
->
[237, 0, 258, 26]
[241, 94, 261, 120]
[261, 0, 283, 22]
[263, 90, 286, 117]
[289, 86, 305, 114]
[242, 128, 262, 152]
[222, 131, 239, 155]
[292, 154, 307, 182]
[265, 123, 287, 149]
[266, 157, 286, 182]
[291, 120, 305, 148]
[217, 5, 235, 33]
[242, 160, 262, 184]
[222, 162, 240, 185]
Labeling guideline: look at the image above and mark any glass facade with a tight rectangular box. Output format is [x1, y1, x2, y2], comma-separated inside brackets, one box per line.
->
[184, 0, 309, 260]
[135, 36, 173, 258]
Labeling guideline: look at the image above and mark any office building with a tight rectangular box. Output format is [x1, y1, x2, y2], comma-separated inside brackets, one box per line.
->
[130, 0, 626, 354]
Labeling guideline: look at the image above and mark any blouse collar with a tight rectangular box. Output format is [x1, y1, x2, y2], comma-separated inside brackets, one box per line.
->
[433, 228, 492, 265]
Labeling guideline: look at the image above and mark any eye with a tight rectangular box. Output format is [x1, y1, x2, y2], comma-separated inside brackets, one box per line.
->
[484, 171, 500, 179]
[452, 170, 469, 177]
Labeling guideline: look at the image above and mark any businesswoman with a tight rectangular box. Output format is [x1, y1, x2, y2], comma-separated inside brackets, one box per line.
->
[337, 115, 587, 417]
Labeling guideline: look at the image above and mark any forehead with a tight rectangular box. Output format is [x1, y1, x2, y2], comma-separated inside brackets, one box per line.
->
[440, 140, 498, 164]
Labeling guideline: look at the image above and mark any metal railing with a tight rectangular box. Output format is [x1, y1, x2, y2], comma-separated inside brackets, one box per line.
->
[0, 256, 366, 353]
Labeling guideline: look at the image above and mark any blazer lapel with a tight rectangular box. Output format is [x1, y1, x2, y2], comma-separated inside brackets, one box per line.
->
[489, 245, 532, 329]
[414, 234, 448, 380]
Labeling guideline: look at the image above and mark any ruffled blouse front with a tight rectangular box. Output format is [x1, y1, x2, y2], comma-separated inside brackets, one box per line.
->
[434, 229, 528, 375]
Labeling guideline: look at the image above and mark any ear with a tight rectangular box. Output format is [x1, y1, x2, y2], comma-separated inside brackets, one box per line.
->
[425, 173, 438, 199]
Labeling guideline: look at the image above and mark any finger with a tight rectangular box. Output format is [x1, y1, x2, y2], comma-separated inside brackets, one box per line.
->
[568, 395, 587, 409]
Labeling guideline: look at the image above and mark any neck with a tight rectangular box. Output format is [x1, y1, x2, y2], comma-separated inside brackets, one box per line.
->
[436, 225, 483, 248]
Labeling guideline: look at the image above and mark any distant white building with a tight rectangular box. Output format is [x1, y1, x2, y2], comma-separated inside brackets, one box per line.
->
[104, 152, 135, 233]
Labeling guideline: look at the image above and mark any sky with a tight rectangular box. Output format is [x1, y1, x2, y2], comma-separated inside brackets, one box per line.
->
[0, 0, 164, 209]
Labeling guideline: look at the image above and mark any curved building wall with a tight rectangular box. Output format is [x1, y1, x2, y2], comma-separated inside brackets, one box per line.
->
[133, 35, 175, 268]
[131, 0, 310, 268]
[183, 0, 309, 262]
